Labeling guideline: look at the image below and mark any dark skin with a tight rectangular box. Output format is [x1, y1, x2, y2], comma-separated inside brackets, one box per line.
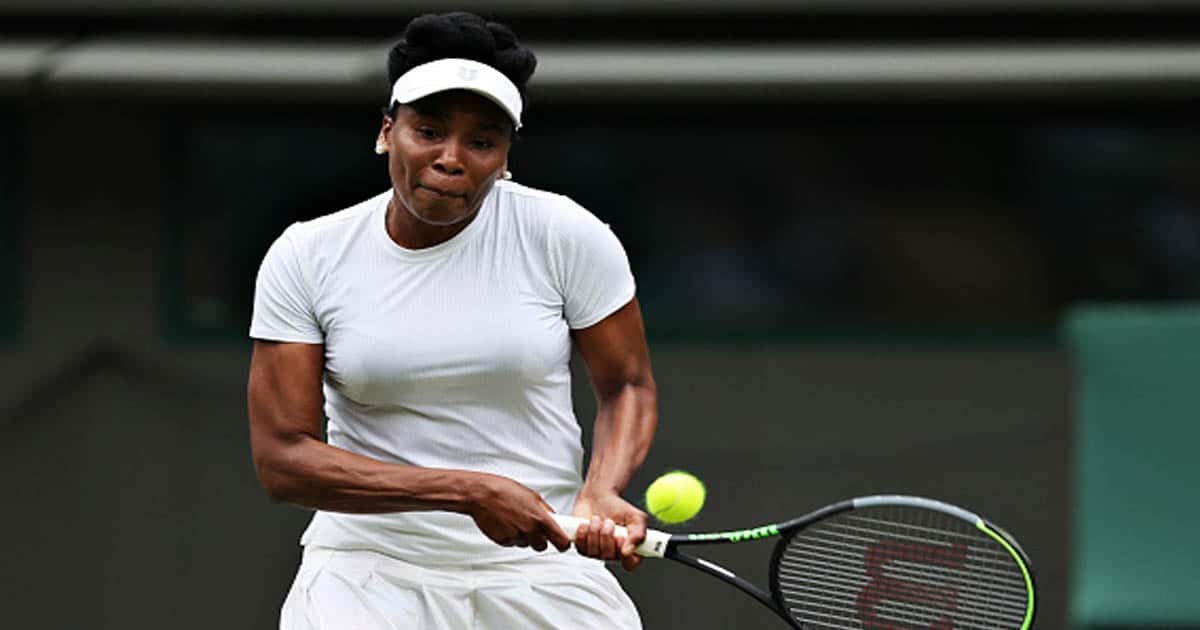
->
[376, 91, 511, 246]
[249, 89, 658, 571]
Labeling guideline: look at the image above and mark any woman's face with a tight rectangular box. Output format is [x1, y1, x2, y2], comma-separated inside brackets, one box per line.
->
[378, 90, 513, 226]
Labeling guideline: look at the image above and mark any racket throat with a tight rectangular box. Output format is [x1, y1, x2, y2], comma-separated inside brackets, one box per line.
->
[667, 549, 800, 629]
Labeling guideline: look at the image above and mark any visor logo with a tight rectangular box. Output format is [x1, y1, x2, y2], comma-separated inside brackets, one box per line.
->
[458, 66, 478, 81]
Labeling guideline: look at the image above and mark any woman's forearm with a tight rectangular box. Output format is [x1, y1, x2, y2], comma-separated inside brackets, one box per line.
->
[248, 340, 498, 516]
[581, 380, 658, 495]
[255, 434, 487, 514]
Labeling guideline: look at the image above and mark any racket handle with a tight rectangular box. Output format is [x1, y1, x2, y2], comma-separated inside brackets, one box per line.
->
[550, 513, 670, 558]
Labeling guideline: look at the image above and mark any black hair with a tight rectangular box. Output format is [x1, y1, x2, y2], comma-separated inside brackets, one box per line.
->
[385, 12, 536, 117]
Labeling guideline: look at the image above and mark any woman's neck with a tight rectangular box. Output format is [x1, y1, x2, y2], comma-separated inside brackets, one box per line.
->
[384, 195, 478, 249]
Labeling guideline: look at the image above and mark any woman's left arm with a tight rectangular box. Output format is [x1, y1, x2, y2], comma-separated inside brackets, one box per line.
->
[570, 297, 658, 571]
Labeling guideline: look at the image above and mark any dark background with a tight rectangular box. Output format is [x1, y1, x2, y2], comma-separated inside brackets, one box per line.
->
[3, 1, 1200, 628]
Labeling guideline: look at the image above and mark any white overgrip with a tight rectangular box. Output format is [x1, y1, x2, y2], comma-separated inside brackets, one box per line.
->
[550, 514, 670, 558]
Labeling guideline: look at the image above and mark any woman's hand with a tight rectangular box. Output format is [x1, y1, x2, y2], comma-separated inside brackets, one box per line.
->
[466, 474, 572, 553]
[571, 489, 648, 571]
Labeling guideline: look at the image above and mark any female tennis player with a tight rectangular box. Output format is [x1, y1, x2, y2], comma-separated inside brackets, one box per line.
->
[247, 11, 657, 629]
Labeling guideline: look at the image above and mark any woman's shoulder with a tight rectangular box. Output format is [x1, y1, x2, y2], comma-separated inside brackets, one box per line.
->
[495, 180, 573, 211]
[495, 182, 626, 281]
[282, 190, 389, 246]
[494, 181, 598, 230]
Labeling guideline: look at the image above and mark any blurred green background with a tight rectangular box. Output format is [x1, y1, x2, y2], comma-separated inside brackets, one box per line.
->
[3, 1, 1200, 628]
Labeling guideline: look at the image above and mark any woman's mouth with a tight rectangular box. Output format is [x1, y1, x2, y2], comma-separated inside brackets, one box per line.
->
[416, 184, 466, 199]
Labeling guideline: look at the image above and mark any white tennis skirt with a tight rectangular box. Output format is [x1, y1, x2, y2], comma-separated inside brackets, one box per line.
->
[280, 546, 642, 629]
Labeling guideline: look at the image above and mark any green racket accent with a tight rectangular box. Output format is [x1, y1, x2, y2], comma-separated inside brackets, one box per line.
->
[976, 519, 1036, 630]
[687, 524, 780, 543]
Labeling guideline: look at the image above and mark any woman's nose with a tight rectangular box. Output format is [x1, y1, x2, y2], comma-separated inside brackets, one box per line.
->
[432, 142, 465, 176]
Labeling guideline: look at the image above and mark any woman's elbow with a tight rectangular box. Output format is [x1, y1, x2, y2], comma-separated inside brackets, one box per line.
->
[252, 448, 301, 504]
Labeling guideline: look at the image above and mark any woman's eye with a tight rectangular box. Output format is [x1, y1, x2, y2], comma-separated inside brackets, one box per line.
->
[416, 127, 440, 140]
[471, 138, 496, 150]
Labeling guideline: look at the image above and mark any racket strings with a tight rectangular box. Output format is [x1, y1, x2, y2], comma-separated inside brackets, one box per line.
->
[774, 506, 1029, 629]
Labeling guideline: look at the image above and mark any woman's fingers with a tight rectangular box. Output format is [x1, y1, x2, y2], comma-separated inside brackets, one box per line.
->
[599, 518, 617, 559]
[574, 515, 621, 560]
[585, 515, 602, 557]
[542, 513, 572, 552]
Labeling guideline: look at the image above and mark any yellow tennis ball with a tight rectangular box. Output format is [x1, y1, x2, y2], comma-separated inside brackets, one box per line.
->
[645, 470, 705, 524]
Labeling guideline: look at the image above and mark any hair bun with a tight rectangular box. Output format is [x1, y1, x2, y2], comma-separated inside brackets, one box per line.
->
[486, 21, 517, 51]
[386, 12, 538, 100]
[404, 12, 496, 62]
[488, 22, 536, 85]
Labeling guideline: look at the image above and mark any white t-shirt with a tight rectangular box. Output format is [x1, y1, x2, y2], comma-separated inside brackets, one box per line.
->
[250, 181, 636, 566]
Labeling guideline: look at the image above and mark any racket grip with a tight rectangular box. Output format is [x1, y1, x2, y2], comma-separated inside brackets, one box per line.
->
[550, 514, 670, 558]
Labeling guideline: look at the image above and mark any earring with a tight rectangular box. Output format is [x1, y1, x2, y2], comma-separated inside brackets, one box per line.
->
[374, 143, 387, 155]
[502, 170, 513, 180]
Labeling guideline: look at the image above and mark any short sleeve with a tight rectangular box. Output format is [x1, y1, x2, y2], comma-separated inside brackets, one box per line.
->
[548, 198, 637, 329]
[249, 226, 324, 343]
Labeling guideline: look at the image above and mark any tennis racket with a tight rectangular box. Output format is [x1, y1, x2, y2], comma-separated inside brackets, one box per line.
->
[553, 495, 1035, 629]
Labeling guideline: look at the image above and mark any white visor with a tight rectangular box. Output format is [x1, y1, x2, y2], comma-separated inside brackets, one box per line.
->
[389, 58, 523, 130]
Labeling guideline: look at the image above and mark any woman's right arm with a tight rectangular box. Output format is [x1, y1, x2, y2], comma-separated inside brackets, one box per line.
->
[246, 339, 570, 551]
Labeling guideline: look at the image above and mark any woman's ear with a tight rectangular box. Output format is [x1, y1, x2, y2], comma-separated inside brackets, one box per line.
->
[375, 118, 392, 154]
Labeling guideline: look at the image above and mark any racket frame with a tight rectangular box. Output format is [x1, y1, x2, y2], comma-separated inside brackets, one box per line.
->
[558, 495, 1037, 630]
